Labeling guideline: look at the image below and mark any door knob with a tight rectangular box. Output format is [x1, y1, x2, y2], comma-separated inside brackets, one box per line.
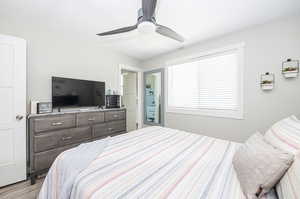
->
[16, 115, 24, 121]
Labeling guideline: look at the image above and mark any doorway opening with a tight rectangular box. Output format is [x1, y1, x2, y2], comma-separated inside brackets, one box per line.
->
[119, 65, 142, 132]
[144, 69, 164, 126]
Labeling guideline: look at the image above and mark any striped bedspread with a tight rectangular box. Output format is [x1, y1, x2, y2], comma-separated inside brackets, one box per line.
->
[40, 126, 271, 199]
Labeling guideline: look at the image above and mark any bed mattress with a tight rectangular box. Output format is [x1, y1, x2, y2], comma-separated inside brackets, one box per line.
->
[40, 126, 247, 199]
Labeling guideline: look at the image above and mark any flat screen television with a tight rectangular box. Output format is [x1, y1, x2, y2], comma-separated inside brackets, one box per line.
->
[52, 77, 105, 108]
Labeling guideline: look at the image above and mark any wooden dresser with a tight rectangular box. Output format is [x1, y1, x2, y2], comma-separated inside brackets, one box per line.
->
[28, 108, 126, 184]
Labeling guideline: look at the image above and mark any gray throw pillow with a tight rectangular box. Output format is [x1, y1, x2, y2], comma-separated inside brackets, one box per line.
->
[233, 132, 294, 199]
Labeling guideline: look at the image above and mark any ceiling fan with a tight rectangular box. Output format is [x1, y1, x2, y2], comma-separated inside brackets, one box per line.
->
[96, 0, 184, 42]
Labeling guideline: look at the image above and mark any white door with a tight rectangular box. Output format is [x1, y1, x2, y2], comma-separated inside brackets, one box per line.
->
[0, 35, 26, 187]
[122, 71, 138, 132]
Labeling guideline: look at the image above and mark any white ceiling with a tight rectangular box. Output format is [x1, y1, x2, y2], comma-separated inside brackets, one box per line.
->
[1, 0, 300, 60]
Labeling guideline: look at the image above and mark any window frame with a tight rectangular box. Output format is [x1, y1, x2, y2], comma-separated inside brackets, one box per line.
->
[165, 43, 244, 119]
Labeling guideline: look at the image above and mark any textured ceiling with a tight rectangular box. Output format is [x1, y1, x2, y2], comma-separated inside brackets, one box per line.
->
[0, 0, 300, 60]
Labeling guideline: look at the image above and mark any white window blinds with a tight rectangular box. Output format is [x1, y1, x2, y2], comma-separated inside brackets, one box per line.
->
[167, 50, 242, 116]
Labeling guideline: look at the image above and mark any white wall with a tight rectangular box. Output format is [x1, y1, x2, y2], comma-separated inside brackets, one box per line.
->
[141, 15, 300, 142]
[0, 20, 140, 112]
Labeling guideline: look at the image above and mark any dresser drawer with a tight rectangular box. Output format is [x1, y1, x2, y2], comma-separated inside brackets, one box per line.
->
[34, 130, 63, 153]
[105, 110, 125, 122]
[93, 123, 108, 138]
[34, 114, 76, 133]
[93, 121, 126, 138]
[60, 126, 92, 145]
[106, 120, 126, 134]
[34, 144, 77, 171]
[77, 112, 104, 126]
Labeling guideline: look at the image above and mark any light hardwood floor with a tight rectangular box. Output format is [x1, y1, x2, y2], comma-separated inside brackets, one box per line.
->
[0, 178, 44, 199]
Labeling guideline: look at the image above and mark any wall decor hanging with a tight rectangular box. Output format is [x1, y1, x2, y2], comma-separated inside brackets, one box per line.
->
[261, 72, 274, 91]
[282, 59, 299, 78]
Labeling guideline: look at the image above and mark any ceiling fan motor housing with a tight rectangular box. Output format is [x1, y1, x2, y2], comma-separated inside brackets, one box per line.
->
[137, 8, 157, 33]
[96, 0, 184, 42]
[138, 8, 156, 23]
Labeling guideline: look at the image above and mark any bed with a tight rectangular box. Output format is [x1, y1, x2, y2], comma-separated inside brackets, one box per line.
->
[38, 126, 276, 199]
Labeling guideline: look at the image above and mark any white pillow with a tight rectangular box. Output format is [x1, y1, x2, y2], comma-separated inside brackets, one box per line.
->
[233, 132, 294, 199]
[276, 153, 300, 199]
[264, 115, 300, 154]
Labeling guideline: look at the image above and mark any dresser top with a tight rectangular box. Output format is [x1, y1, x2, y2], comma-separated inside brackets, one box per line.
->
[28, 107, 126, 118]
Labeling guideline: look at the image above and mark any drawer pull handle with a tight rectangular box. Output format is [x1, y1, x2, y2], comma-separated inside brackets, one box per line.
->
[62, 136, 72, 141]
[113, 115, 118, 118]
[52, 122, 64, 126]
[88, 118, 96, 121]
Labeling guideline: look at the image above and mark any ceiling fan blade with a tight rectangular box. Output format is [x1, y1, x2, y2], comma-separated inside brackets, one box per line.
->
[142, 0, 157, 20]
[97, 25, 137, 36]
[156, 24, 184, 42]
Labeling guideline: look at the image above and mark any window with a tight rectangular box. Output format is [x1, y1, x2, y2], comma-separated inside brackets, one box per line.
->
[166, 45, 244, 119]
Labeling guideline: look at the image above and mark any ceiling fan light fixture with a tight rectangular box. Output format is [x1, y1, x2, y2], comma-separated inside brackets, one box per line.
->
[96, 0, 184, 42]
[137, 21, 156, 34]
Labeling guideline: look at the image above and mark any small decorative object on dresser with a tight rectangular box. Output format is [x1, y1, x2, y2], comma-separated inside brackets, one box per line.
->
[28, 108, 126, 184]
[282, 58, 299, 78]
[260, 72, 275, 91]
[37, 102, 53, 114]
[106, 95, 121, 108]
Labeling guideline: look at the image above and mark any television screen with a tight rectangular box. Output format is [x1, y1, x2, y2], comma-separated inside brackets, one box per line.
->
[52, 77, 105, 108]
